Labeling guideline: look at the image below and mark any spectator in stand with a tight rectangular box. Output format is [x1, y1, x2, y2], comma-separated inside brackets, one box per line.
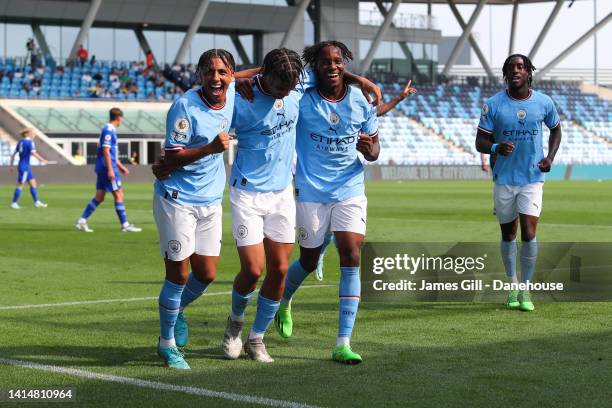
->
[146, 51, 154, 70]
[81, 71, 92, 84]
[128, 151, 139, 165]
[32, 79, 41, 95]
[77, 44, 88, 66]
[73, 147, 86, 166]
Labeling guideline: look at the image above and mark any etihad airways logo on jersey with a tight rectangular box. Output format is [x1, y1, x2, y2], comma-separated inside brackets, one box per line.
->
[260, 118, 296, 136]
[310, 133, 356, 152]
[502, 129, 538, 137]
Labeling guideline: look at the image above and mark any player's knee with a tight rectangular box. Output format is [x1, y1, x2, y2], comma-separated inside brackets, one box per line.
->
[300, 258, 318, 273]
[502, 233, 516, 241]
[268, 259, 289, 276]
[240, 264, 263, 282]
[339, 248, 360, 267]
[521, 231, 536, 242]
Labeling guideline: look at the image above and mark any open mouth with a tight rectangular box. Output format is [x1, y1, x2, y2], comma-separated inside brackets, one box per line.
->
[327, 72, 340, 80]
[209, 83, 224, 97]
[511, 75, 521, 83]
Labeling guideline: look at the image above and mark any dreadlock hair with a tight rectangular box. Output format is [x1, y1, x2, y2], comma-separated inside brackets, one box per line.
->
[196, 49, 236, 80]
[302, 41, 353, 70]
[261, 48, 304, 87]
[502, 54, 536, 87]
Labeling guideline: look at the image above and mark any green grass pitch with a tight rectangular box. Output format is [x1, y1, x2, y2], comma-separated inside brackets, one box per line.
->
[0, 180, 611, 407]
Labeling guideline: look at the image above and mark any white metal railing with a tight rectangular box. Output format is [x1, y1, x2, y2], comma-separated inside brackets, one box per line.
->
[437, 66, 612, 85]
[359, 10, 436, 30]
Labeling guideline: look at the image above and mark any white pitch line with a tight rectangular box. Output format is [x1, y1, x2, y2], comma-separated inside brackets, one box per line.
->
[0, 285, 336, 311]
[0, 358, 322, 408]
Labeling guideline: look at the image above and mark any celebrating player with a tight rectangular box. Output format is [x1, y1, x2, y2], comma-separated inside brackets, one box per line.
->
[313, 79, 417, 281]
[9, 128, 48, 209]
[475, 54, 561, 312]
[151, 49, 241, 370]
[75, 108, 141, 233]
[275, 41, 380, 364]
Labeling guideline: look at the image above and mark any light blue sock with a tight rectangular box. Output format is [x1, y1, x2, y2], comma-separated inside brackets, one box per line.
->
[30, 186, 39, 202]
[159, 280, 185, 341]
[282, 260, 311, 303]
[81, 198, 99, 219]
[114, 201, 128, 225]
[338, 266, 360, 342]
[520, 238, 538, 284]
[249, 294, 280, 338]
[231, 287, 254, 322]
[180, 273, 211, 310]
[12, 187, 22, 203]
[500, 240, 518, 284]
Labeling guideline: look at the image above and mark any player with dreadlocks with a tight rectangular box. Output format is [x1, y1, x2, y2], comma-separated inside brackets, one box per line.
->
[152, 49, 259, 369]
[223, 47, 382, 363]
[476, 54, 561, 312]
[274, 41, 381, 364]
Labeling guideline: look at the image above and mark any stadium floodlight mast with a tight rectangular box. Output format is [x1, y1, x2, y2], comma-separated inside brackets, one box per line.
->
[360, 0, 402, 74]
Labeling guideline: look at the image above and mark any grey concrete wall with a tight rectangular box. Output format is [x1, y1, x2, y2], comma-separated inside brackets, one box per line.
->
[0, 165, 156, 185]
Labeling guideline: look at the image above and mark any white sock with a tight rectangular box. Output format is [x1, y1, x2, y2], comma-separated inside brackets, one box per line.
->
[78, 217, 87, 224]
[159, 337, 175, 348]
[122, 221, 130, 227]
[248, 329, 264, 341]
[336, 337, 350, 347]
[229, 312, 244, 323]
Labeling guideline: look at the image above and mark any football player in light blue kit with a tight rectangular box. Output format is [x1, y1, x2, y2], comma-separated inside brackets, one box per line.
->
[152, 49, 241, 369]
[10, 128, 49, 209]
[75, 108, 141, 233]
[275, 41, 380, 364]
[476, 54, 561, 312]
[217, 48, 380, 363]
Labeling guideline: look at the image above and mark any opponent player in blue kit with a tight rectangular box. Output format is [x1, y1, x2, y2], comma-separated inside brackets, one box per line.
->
[10, 128, 47, 210]
[75, 108, 141, 233]
[275, 41, 380, 364]
[476, 54, 561, 312]
[10, 128, 49, 209]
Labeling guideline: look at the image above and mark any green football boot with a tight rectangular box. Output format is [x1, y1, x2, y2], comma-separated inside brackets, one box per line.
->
[506, 289, 520, 309]
[518, 290, 535, 312]
[274, 303, 293, 338]
[332, 345, 362, 365]
[174, 312, 189, 348]
[157, 339, 190, 370]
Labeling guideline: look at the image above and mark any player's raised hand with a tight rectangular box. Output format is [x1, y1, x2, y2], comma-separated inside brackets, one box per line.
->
[210, 132, 231, 153]
[236, 78, 255, 102]
[538, 157, 553, 172]
[152, 156, 172, 180]
[400, 80, 417, 99]
[497, 141, 515, 156]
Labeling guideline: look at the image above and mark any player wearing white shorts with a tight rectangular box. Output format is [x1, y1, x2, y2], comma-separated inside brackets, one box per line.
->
[275, 41, 380, 365]
[152, 49, 236, 370]
[476, 54, 561, 312]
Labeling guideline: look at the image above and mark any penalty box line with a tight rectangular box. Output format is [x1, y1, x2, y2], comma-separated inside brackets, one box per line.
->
[0, 285, 337, 311]
[0, 357, 322, 408]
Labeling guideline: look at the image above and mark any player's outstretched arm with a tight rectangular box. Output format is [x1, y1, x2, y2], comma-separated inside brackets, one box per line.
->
[152, 133, 230, 180]
[234, 67, 261, 79]
[376, 80, 417, 117]
[538, 124, 562, 172]
[343, 72, 382, 106]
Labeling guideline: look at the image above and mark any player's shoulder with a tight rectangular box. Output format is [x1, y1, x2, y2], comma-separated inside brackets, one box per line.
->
[530, 89, 555, 105]
[486, 90, 507, 105]
[102, 123, 116, 134]
[172, 89, 198, 109]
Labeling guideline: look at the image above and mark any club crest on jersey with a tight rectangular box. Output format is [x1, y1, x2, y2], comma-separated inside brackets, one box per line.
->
[104, 134, 111, 141]
[517, 109, 527, 120]
[237, 225, 248, 239]
[168, 240, 181, 253]
[481, 104, 489, 116]
[274, 99, 284, 110]
[329, 112, 340, 125]
[220, 118, 229, 131]
[174, 118, 190, 134]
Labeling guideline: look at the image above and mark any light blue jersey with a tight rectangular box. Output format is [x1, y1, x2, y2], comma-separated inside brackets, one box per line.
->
[230, 71, 315, 192]
[478, 89, 560, 186]
[295, 86, 378, 203]
[155, 84, 235, 206]
[15, 138, 35, 171]
[95, 124, 118, 174]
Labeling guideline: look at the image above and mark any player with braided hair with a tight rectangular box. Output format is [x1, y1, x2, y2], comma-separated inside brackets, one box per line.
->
[274, 40, 382, 364]
[476, 54, 561, 312]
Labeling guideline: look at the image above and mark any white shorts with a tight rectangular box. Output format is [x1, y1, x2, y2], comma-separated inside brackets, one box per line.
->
[229, 184, 295, 247]
[494, 182, 543, 224]
[153, 193, 222, 261]
[296, 195, 367, 248]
